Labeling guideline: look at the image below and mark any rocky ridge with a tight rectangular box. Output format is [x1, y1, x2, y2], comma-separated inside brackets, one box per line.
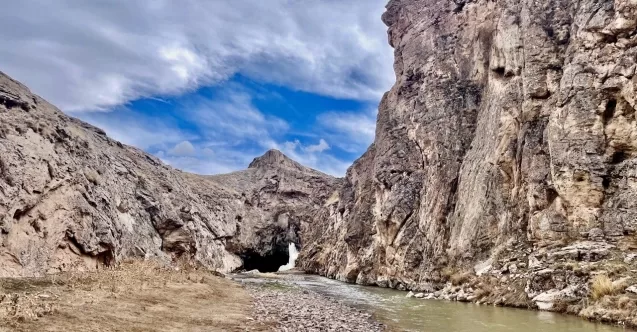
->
[0, 71, 339, 277]
[2, 0, 637, 328]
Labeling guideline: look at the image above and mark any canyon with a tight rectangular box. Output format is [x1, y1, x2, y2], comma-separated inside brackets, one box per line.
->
[2, 0, 637, 328]
[0, 72, 339, 277]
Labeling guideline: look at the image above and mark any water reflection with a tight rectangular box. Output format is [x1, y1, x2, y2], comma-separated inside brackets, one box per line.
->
[232, 273, 629, 332]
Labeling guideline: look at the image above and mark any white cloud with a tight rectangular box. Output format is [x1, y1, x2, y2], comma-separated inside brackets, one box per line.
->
[283, 140, 301, 151]
[160, 150, 257, 175]
[79, 110, 197, 150]
[178, 91, 351, 175]
[305, 139, 330, 153]
[0, 0, 393, 112]
[160, 45, 207, 83]
[184, 87, 289, 146]
[272, 139, 350, 176]
[316, 109, 377, 153]
[202, 148, 214, 157]
[169, 140, 196, 156]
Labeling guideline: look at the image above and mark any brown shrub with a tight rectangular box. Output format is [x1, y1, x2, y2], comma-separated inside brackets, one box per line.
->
[450, 272, 473, 286]
[590, 275, 625, 300]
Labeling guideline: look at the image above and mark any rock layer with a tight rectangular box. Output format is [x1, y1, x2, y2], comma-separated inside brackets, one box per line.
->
[1, 0, 637, 325]
[297, 0, 637, 312]
[0, 72, 339, 277]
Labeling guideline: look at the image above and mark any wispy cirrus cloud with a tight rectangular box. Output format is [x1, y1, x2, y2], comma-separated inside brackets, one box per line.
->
[317, 109, 377, 153]
[79, 109, 198, 151]
[78, 83, 377, 177]
[0, 0, 393, 112]
[2, 1, 389, 177]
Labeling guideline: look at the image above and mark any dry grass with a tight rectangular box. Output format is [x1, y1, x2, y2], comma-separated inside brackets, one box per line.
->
[441, 267, 455, 280]
[0, 260, 271, 332]
[473, 278, 530, 308]
[590, 275, 627, 301]
[473, 282, 492, 300]
[563, 261, 581, 272]
[580, 295, 637, 328]
[441, 267, 474, 286]
[450, 272, 472, 286]
[617, 296, 634, 310]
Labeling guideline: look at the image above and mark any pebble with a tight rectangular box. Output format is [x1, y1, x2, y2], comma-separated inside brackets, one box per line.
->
[247, 285, 386, 332]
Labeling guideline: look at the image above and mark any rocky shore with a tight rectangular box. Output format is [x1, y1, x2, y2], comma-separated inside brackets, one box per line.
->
[401, 240, 637, 329]
[247, 284, 387, 332]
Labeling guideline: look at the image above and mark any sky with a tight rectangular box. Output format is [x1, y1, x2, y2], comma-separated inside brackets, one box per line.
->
[0, 0, 394, 176]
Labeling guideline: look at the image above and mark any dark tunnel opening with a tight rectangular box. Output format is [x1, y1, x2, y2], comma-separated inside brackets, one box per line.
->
[240, 245, 291, 273]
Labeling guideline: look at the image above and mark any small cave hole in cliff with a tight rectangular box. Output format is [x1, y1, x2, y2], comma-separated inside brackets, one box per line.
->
[546, 188, 558, 205]
[240, 243, 298, 273]
[603, 99, 617, 123]
[611, 151, 627, 164]
[602, 176, 611, 189]
[493, 67, 506, 76]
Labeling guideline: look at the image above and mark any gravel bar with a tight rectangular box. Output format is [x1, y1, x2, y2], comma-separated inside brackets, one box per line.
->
[247, 284, 387, 332]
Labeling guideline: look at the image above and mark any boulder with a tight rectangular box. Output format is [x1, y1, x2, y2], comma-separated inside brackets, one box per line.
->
[532, 286, 581, 311]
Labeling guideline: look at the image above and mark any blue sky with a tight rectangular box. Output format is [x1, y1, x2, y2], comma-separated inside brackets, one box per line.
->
[0, 0, 394, 176]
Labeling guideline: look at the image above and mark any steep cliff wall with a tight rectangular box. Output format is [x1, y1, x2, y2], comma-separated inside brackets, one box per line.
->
[2, 0, 637, 323]
[0, 72, 339, 277]
[298, 0, 637, 314]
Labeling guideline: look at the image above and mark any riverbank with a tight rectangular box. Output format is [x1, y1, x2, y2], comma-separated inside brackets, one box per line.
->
[2, 260, 632, 332]
[0, 261, 272, 332]
[248, 284, 387, 331]
[233, 271, 631, 332]
[303, 241, 637, 330]
[0, 262, 388, 331]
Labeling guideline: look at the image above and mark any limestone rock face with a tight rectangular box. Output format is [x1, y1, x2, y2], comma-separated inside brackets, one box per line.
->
[0, 72, 339, 277]
[2, 0, 637, 309]
[298, 0, 637, 292]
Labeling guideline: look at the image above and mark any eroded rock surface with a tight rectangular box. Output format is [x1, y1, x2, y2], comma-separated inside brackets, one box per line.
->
[0, 72, 339, 277]
[297, 0, 637, 321]
[2, 0, 637, 326]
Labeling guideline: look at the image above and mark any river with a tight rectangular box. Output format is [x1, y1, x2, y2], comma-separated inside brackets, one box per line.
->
[231, 272, 629, 332]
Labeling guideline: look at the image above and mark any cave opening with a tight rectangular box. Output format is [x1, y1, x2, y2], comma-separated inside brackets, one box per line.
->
[611, 151, 627, 164]
[240, 244, 291, 273]
[603, 99, 617, 123]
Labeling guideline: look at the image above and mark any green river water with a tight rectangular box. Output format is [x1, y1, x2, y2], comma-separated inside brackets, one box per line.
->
[232, 272, 630, 332]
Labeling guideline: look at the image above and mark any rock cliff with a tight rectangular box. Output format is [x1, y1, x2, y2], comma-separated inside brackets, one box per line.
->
[1, 0, 637, 324]
[298, 0, 637, 319]
[0, 72, 339, 277]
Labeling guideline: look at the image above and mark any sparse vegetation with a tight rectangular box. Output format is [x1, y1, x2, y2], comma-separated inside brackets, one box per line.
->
[473, 282, 492, 300]
[590, 275, 626, 300]
[440, 267, 474, 286]
[580, 294, 637, 328]
[0, 259, 270, 332]
[441, 267, 455, 280]
[450, 272, 472, 286]
[563, 261, 581, 272]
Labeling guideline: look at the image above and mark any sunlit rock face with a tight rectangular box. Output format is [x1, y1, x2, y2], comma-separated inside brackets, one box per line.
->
[2, 0, 637, 309]
[0, 73, 339, 277]
[297, 0, 637, 291]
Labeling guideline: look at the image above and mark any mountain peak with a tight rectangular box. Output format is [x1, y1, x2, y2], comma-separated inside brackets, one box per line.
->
[248, 149, 305, 171]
